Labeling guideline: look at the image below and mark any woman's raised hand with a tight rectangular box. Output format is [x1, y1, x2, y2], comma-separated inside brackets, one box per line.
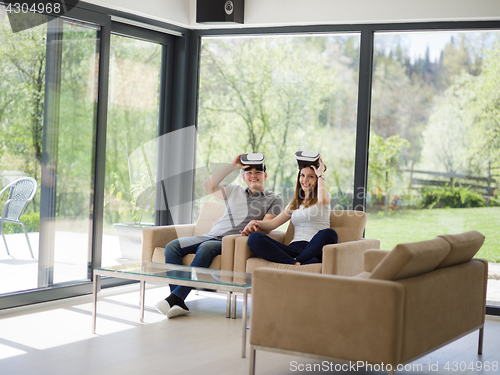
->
[311, 157, 326, 178]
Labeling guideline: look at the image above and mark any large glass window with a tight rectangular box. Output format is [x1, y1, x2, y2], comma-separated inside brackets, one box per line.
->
[365, 30, 500, 306]
[196, 34, 361, 217]
[102, 33, 162, 264]
[0, 10, 100, 293]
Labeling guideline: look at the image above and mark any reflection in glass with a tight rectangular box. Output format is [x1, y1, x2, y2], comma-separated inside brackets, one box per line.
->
[102, 34, 162, 264]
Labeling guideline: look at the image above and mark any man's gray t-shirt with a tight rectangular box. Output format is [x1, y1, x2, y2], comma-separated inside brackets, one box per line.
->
[207, 184, 284, 238]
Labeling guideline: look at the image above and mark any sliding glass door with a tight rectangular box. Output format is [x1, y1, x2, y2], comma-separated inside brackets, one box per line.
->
[0, 10, 101, 294]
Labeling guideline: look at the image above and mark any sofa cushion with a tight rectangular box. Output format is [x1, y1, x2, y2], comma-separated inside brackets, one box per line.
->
[246, 257, 322, 274]
[152, 247, 166, 263]
[354, 271, 371, 279]
[330, 210, 367, 243]
[193, 201, 226, 236]
[436, 230, 485, 269]
[369, 238, 450, 281]
[362, 249, 390, 272]
[284, 210, 367, 245]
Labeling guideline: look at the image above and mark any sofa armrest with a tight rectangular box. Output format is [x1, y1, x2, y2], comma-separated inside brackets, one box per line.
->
[141, 224, 195, 262]
[322, 238, 380, 276]
[363, 249, 390, 272]
[221, 234, 241, 271]
[233, 231, 286, 273]
[250, 268, 404, 365]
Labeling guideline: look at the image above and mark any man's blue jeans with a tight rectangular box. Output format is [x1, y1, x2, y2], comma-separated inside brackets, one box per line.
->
[164, 236, 222, 301]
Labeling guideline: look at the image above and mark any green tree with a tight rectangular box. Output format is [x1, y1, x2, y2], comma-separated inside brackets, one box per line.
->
[432, 32, 500, 92]
[0, 18, 46, 210]
[371, 52, 434, 166]
[197, 35, 365, 213]
[199, 37, 334, 191]
[368, 134, 411, 210]
[420, 74, 475, 175]
[466, 42, 500, 171]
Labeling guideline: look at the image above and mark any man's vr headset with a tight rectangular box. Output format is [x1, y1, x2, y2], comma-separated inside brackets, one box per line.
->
[241, 153, 266, 172]
[295, 151, 320, 169]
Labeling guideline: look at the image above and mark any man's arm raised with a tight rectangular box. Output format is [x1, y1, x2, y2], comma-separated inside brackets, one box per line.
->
[202, 154, 245, 200]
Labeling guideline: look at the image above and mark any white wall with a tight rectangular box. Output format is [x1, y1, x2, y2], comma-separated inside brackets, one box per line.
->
[85, 0, 500, 29]
[84, 0, 191, 27]
[242, 0, 500, 27]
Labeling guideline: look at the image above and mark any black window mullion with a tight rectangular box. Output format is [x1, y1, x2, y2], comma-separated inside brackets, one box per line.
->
[352, 28, 374, 212]
[88, 18, 111, 280]
[157, 40, 174, 226]
[158, 31, 199, 226]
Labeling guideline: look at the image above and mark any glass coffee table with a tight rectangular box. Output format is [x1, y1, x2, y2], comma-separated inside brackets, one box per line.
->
[92, 262, 252, 357]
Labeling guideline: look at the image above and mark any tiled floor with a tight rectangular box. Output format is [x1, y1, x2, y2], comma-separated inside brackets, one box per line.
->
[0, 284, 499, 375]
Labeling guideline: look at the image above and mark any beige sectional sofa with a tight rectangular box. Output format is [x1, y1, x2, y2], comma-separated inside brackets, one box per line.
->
[249, 230, 487, 375]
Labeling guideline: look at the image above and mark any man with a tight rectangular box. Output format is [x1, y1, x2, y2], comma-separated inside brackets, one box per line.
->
[155, 153, 284, 318]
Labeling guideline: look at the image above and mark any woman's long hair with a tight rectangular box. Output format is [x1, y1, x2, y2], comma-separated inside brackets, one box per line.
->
[288, 167, 318, 211]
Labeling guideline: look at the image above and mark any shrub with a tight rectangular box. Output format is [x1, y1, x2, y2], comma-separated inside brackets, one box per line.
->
[2, 212, 40, 234]
[418, 184, 485, 209]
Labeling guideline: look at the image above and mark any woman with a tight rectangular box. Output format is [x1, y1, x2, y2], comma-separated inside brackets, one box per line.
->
[241, 154, 338, 265]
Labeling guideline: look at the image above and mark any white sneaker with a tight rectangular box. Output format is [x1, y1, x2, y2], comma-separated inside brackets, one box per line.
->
[154, 299, 171, 315]
[167, 305, 191, 319]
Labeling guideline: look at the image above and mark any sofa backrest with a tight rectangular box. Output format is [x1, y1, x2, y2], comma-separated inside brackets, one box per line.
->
[436, 230, 485, 268]
[369, 237, 451, 281]
[193, 201, 227, 236]
[284, 209, 367, 245]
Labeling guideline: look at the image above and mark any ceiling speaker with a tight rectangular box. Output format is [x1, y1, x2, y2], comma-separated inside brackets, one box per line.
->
[196, 0, 245, 24]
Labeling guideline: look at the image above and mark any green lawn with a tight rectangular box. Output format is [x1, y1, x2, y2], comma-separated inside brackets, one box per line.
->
[366, 207, 500, 263]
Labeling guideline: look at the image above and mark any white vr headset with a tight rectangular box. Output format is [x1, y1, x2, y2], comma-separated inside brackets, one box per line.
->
[295, 151, 320, 169]
[241, 153, 266, 171]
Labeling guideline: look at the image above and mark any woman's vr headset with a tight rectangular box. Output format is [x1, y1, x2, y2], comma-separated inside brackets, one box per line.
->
[295, 151, 320, 169]
[241, 153, 266, 171]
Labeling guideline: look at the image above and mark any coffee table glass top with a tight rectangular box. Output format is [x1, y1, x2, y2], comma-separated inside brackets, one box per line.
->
[95, 262, 251, 288]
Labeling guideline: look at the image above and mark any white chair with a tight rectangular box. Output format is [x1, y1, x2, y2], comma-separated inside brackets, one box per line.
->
[0, 177, 37, 258]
